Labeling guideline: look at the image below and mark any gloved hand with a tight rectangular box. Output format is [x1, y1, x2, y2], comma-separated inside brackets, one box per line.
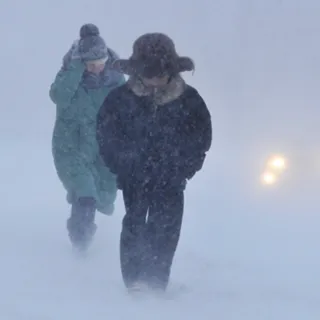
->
[62, 40, 82, 68]
[69, 40, 81, 60]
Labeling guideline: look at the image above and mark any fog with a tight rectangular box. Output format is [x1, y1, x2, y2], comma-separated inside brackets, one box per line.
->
[0, 1, 319, 319]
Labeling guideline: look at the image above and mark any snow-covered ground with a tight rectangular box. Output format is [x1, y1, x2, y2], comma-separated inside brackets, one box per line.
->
[1, 1, 320, 319]
[1, 139, 319, 320]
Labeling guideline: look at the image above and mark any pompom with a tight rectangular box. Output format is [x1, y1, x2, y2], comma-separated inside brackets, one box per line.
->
[79, 23, 100, 38]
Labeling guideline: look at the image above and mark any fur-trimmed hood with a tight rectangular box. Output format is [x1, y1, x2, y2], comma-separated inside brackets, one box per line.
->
[127, 75, 187, 106]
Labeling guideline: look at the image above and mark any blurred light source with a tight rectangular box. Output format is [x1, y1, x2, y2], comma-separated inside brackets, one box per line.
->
[268, 155, 287, 172]
[260, 154, 288, 187]
[261, 172, 277, 185]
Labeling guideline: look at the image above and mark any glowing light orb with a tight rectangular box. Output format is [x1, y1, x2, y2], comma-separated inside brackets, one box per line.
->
[267, 155, 287, 172]
[261, 172, 277, 185]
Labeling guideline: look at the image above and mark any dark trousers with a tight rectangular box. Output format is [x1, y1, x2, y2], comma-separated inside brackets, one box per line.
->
[120, 184, 184, 290]
[67, 197, 97, 250]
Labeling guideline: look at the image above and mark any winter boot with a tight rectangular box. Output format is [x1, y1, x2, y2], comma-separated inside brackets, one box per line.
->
[66, 197, 97, 251]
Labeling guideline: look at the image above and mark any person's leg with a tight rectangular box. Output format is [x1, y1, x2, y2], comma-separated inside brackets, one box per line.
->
[120, 184, 150, 290]
[66, 196, 97, 251]
[144, 189, 184, 290]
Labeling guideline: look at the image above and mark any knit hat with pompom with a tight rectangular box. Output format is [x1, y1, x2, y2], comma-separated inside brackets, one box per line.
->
[78, 23, 109, 61]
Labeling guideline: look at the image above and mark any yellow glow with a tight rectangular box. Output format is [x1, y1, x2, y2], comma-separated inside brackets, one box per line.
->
[261, 172, 277, 185]
[268, 156, 287, 171]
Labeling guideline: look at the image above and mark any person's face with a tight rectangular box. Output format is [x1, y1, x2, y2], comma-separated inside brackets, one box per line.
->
[85, 58, 107, 74]
[141, 74, 170, 88]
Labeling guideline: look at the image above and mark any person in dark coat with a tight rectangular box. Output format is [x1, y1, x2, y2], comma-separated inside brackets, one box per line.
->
[96, 33, 212, 292]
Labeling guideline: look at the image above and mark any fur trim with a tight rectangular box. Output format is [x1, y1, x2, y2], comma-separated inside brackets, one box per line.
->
[127, 75, 186, 105]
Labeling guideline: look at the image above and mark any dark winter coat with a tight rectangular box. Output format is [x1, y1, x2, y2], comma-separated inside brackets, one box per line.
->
[96, 76, 212, 191]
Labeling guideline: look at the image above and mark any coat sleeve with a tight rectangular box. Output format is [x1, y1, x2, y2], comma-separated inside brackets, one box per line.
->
[78, 73, 125, 165]
[49, 60, 85, 106]
[96, 90, 142, 176]
[180, 89, 212, 179]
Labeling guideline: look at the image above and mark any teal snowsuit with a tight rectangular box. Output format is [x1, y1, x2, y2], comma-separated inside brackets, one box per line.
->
[49, 59, 125, 214]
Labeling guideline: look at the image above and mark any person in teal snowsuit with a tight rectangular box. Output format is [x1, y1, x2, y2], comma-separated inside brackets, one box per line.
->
[49, 24, 125, 251]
